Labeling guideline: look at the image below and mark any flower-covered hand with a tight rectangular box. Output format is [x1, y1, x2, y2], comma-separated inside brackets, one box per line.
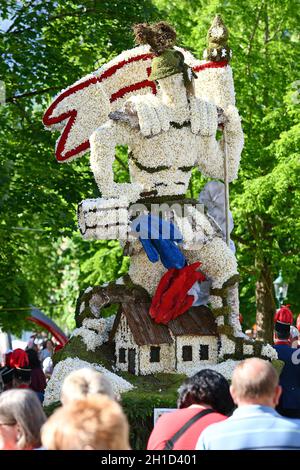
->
[223, 105, 243, 134]
[189, 97, 218, 136]
[124, 95, 170, 137]
[103, 182, 143, 204]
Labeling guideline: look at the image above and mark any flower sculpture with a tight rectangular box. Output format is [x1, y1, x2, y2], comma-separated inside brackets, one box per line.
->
[43, 17, 278, 383]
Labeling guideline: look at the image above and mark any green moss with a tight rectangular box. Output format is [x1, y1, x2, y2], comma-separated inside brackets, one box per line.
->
[43, 400, 61, 417]
[234, 338, 244, 359]
[253, 340, 263, 357]
[210, 287, 227, 297]
[121, 373, 186, 449]
[271, 359, 285, 376]
[217, 325, 234, 336]
[211, 306, 231, 318]
[223, 274, 240, 288]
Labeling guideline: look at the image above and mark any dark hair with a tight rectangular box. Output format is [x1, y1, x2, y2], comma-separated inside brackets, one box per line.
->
[177, 369, 234, 416]
[132, 22, 176, 55]
[42, 339, 53, 350]
[26, 349, 41, 369]
[275, 329, 290, 340]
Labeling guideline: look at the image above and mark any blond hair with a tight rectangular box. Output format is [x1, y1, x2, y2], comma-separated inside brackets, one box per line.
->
[232, 358, 279, 400]
[60, 368, 115, 405]
[41, 396, 130, 450]
[0, 389, 46, 449]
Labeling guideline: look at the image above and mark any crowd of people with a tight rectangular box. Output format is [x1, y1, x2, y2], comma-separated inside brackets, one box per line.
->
[0, 337, 56, 403]
[1, 304, 300, 451]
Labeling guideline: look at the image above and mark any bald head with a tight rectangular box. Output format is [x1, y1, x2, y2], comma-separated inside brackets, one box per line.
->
[231, 358, 281, 407]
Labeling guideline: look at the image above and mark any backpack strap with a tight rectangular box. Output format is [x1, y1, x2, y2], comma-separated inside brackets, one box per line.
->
[163, 408, 215, 450]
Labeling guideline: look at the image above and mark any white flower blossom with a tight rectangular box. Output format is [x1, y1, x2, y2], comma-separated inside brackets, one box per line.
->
[185, 359, 240, 381]
[243, 344, 254, 355]
[44, 357, 134, 406]
[261, 344, 278, 360]
[218, 334, 236, 359]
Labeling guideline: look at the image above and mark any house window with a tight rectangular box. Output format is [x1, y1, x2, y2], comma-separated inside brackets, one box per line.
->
[150, 346, 160, 363]
[200, 345, 209, 360]
[182, 345, 193, 361]
[119, 348, 126, 363]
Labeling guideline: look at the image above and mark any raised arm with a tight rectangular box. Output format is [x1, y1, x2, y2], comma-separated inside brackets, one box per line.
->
[196, 103, 244, 182]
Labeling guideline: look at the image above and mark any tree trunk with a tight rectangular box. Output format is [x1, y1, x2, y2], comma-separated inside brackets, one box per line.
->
[255, 258, 276, 344]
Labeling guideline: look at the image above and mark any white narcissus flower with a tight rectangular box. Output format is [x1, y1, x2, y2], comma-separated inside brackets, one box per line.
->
[71, 316, 116, 351]
[44, 357, 134, 406]
[261, 344, 278, 360]
[221, 48, 227, 58]
[218, 335, 236, 359]
[243, 344, 254, 355]
[185, 359, 240, 381]
[216, 316, 225, 326]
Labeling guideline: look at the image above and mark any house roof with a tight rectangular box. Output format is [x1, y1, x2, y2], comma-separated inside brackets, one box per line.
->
[110, 301, 217, 346]
[168, 306, 217, 336]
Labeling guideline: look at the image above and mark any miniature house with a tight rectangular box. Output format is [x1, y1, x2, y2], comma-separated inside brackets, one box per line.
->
[110, 303, 218, 375]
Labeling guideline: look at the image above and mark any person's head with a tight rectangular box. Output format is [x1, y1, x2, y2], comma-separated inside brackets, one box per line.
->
[9, 348, 29, 369]
[26, 337, 38, 352]
[12, 367, 31, 389]
[41, 396, 130, 450]
[274, 305, 293, 342]
[61, 368, 115, 405]
[44, 339, 54, 351]
[0, 389, 46, 450]
[133, 22, 195, 97]
[177, 369, 234, 416]
[26, 348, 41, 369]
[274, 325, 290, 342]
[231, 358, 281, 408]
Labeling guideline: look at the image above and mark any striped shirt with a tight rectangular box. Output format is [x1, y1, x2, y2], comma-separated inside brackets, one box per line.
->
[196, 405, 300, 450]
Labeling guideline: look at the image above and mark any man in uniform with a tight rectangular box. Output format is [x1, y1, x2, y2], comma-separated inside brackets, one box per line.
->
[273, 305, 300, 418]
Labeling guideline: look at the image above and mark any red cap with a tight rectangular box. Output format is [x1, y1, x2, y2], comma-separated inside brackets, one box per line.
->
[239, 313, 243, 324]
[296, 314, 300, 332]
[9, 349, 29, 369]
[274, 305, 293, 325]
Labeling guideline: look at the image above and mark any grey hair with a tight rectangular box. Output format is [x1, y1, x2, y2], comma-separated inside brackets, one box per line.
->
[60, 368, 115, 405]
[0, 389, 46, 449]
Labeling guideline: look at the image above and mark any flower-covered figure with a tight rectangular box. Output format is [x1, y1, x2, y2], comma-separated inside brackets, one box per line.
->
[80, 22, 242, 335]
[42, 17, 281, 388]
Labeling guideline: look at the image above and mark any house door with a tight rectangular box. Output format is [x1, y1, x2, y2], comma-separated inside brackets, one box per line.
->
[128, 348, 136, 375]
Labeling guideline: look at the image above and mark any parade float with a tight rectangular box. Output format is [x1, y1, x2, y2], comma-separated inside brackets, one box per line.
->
[42, 17, 277, 440]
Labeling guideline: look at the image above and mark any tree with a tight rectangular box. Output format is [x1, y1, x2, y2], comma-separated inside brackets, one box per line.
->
[0, 0, 159, 334]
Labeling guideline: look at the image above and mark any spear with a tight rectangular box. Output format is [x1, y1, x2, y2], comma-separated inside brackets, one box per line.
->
[204, 14, 233, 247]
